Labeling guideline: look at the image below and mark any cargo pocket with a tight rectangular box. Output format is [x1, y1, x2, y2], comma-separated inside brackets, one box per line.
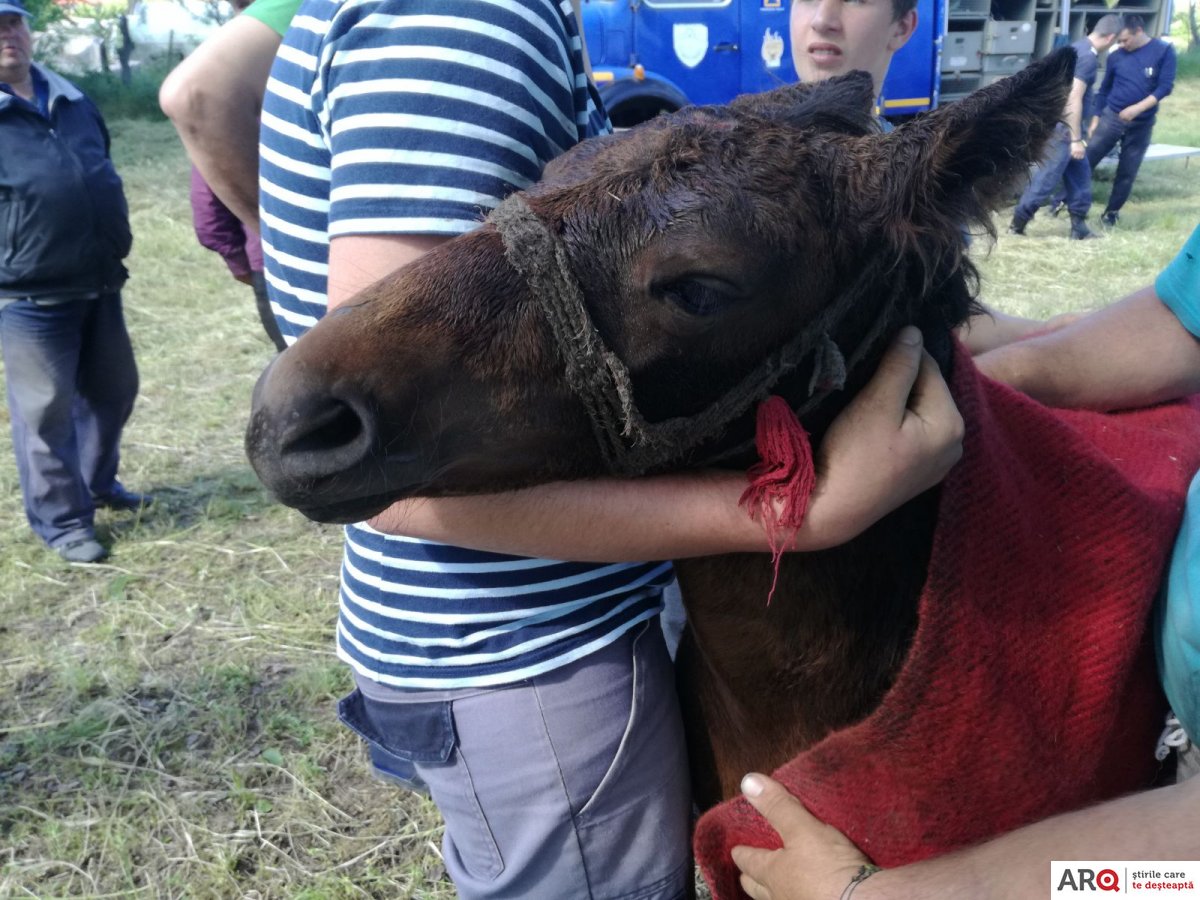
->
[337, 688, 454, 795]
[339, 686, 504, 882]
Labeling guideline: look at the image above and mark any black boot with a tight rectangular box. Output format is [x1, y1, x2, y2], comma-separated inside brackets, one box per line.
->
[1069, 213, 1098, 240]
[1008, 212, 1030, 235]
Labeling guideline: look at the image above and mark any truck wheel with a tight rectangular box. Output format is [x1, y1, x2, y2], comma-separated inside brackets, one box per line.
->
[607, 98, 683, 128]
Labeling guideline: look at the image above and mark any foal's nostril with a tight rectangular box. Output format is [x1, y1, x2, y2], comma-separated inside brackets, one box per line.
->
[282, 398, 365, 457]
[272, 394, 378, 484]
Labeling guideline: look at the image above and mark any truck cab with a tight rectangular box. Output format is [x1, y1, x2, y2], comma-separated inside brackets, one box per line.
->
[581, 0, 943, 126]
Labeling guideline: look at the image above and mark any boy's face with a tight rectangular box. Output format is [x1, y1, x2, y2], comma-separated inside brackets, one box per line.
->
[790, 0, 917, 93]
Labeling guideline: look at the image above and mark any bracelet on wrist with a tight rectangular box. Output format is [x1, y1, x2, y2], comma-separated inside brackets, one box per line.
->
[841, 864, 882, 900]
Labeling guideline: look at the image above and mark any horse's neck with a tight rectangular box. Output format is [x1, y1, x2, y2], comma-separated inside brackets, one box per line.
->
[674, 489, 938, 805]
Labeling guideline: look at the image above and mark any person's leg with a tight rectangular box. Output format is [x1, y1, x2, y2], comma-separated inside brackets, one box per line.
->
[1013, 129, 1072, 228]
[0, 299, 96, 547]
[1062, 155, 1097, 238]
[1084, 110, 1127, 226]
[1104, 118, 1153, 216]
[1062, 155, 1094, 218]
[74, 293, 139, 503]
[251, 270, 288, 352]
[1084, 109, 1124, 171]
[344, 618, 694, 899]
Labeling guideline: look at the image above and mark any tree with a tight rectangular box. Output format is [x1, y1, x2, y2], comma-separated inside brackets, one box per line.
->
[22, 0, 67, 29]
[68, 1, 134, 80]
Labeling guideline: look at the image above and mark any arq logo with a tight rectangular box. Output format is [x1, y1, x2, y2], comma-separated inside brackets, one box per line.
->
[1057, 868, 1121, 892]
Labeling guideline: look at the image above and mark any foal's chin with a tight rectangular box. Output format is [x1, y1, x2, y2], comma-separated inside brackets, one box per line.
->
[295, 498, 395, 526]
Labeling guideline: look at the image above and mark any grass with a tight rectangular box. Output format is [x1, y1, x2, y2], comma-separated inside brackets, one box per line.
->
[1, 71, 1200, 898]
[0, 121, 453, 898]
[67, 62, 174, 122]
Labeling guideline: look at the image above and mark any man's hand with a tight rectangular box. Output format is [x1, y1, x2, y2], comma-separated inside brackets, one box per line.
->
[1117, 97, 1155, 123]
[732, 774, 871, 900]
[806, 326, 964, 548]
[1070, 140, 1086, 160]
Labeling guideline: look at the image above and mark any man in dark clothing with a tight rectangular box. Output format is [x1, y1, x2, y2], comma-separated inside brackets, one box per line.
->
[0, 0, 148, 563]
[1009, 15, 1120, 240]
[1085, 14, 1176, 227]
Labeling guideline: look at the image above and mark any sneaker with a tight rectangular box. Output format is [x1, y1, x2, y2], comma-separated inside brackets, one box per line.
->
[1048, 200, 1066, 218]
[1101, 210, 1119, 228]
[58, 538, 109, 563]
[1008, 215, 1029, 236]
[95, 489, 154, 512]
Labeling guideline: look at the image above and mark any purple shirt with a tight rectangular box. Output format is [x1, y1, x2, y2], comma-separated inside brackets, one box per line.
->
[189, 166, 262, 278]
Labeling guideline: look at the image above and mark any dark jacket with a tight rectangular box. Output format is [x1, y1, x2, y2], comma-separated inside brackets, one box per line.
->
[0, 64, 131, 299]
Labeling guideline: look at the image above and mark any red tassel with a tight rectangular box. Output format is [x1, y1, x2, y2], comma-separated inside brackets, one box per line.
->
[739, 396, 817, 604]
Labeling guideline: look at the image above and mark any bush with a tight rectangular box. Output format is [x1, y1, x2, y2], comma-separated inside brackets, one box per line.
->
[1179, 47, 1200, 80]
[69, 61, 173, 121]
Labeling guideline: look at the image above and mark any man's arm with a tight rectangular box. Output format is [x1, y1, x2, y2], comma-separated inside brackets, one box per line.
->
[732, 772, 1200, 900]
[327, 234, 450, 311]
[975, 286, 1200, 411]
[956, 306, 1072, 355]
[1119, 93, 1159, 121]
[1092, 58, 1116, 133]
[366, 325, 964, 561]
[1156, 42, 1178, 101]
[1065, 76, 1088, 159]
[160, 14, 281, 229]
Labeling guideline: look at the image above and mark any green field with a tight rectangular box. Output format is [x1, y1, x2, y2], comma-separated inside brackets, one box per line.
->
[2, 68, 1200, 898]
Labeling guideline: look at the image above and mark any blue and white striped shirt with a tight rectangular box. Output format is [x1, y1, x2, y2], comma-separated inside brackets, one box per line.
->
[260, 0, 672, 689]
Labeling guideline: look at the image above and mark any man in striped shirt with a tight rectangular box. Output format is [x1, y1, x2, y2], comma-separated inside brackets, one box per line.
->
[258, 0, 963, 895]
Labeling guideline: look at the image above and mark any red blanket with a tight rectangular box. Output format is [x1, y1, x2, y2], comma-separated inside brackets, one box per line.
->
[694, 344, 1200, 898]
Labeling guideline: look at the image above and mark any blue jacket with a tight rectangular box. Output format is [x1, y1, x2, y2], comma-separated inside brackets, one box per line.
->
[0, 64, 131, 300]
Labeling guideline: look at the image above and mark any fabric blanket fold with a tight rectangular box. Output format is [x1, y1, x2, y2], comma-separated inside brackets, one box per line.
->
[694, 344, 1200, 899]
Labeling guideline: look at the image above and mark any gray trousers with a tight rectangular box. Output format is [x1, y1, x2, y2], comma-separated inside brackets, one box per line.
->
[341, 618, 693, 899]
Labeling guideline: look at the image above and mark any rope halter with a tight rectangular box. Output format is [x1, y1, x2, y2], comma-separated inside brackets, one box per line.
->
[488, 192, 899, 475]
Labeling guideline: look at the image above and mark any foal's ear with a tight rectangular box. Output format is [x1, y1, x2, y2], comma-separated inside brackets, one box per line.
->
[878, 48, 1075, 221]
[730, 70, 878, 134]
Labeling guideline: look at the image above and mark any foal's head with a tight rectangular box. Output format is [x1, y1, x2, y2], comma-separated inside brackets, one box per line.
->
[246, 51, 1073, 523]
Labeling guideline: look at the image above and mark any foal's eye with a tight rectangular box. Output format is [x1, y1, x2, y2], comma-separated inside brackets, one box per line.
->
[655, 277, 736, 316]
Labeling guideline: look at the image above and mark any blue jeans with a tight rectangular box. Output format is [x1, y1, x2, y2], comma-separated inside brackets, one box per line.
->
[0, 293, 138, 547]
[339, 618, 693, 900]
[1016, 125, 1092, 220]
[1087, 107, 1155, 215]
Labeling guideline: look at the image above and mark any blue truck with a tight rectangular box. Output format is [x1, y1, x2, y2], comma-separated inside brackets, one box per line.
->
[580, 0, 1172, 125]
